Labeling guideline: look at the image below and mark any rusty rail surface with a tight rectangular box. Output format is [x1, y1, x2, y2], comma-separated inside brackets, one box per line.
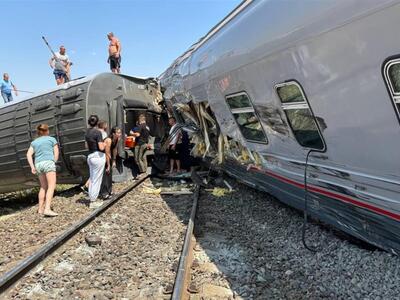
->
[172, 185, 200, 300]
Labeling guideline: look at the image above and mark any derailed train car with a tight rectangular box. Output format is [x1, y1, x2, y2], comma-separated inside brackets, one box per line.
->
[0, 73, 164, 193]
[160, 0, 400, 253]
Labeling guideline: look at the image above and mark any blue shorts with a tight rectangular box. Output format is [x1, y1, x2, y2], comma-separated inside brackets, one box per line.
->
[53, 70, 67, 80]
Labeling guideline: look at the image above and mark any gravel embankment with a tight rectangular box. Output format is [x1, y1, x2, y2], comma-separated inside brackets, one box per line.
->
[0, 183, 129, 277]
[5, 178, 193, 299]
[189, 177, 400, 299]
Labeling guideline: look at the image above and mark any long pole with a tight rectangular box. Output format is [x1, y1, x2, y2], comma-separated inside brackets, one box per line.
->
[41, 36, 57, 58]
[41, 36, 71, 82]
[15, 90, 34, 94]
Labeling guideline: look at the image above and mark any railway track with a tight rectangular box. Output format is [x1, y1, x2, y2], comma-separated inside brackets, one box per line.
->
[0, 176, 148, 295]
[171, 186, 199, 300]
[0, 176, 200, 299]
[3, 173, 397, 299]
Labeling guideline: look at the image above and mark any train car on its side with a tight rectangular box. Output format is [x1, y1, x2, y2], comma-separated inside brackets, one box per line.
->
[0, 73, 165, 193]
[160, 0, 400, 253]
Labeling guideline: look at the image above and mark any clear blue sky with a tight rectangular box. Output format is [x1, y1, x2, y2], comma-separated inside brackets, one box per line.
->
[2, 0, 240, 99]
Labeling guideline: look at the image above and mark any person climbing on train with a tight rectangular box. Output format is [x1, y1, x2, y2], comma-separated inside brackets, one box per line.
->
[26, 124, 59, 217]
[107, 32, 121, 74]
[131, 114, 150, 174]
[49, 45, 71, 85]
[1, 73, 18, 104]
[84, 115, 106, 208]
[168, 117, 182, 174]
[98, 121, 112, 199]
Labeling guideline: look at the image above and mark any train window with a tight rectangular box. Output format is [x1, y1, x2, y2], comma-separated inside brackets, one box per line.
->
[383, 59, 400, 115]
[226, 94, 251, 109]
[275, 82, 324, 150]
[226, 92, 268, 143]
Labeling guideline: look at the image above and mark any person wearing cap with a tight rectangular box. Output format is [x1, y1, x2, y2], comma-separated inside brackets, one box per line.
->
[0, 73, 18, 104]
[49, 45, 71, 85]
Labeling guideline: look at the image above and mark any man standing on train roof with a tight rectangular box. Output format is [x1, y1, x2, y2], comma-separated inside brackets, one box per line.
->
[49, 45, 71, 85]
[0, 73, 18, 104]
[107, 32, 121, 74]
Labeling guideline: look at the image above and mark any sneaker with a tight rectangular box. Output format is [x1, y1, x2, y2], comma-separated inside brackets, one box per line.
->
[89, 200, 103, 209]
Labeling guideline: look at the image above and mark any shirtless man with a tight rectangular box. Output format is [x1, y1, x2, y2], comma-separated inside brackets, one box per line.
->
[107, 32, 121, 74]
[49, 46, 71, 85]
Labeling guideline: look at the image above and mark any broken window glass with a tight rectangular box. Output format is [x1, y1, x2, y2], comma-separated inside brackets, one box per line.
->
[276, 82, 325, 150]
[284, 109, 324, 149]
[226, 93, 268, 144]
[233, 112, 266, 142]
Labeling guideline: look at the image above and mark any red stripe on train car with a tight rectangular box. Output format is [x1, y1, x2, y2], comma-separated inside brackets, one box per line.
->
[248, 166, 400, 222]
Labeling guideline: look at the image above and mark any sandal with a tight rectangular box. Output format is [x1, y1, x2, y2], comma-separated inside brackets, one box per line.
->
[43, 211, 58, 217]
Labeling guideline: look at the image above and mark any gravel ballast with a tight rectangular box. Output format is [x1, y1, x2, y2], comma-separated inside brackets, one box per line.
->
[4, 178, 193, 299]
[189, 177, 400, 299]
[2, 175, 400, 299]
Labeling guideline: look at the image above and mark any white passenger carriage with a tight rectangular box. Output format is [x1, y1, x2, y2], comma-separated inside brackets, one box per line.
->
[160, 0, 400, 253]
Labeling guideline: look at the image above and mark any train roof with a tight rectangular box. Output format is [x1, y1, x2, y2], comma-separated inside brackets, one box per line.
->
[1, 73, 155, 108]
[160, 0, 399, 86]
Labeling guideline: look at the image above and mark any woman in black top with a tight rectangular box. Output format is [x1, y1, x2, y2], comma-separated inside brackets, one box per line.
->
[85, 115, 105, 206]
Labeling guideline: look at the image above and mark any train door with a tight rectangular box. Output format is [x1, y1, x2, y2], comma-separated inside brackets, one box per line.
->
[56, 88, 88, 181]
[29, 94, 75, 182]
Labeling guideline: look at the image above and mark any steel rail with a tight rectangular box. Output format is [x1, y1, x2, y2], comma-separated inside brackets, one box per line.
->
[0, 184, 82, 203]
[172, 185, 200, 300]
[0, 175, 148, 295]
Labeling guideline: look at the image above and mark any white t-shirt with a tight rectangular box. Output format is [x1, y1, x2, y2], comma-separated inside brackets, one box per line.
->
[52, 52, 70, 72]
[169, 124, 181, 145]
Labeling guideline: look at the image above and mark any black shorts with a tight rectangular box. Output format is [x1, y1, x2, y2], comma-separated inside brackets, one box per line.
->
[53, 69, 68, 81]
[109, 55, 121, 70]
[168, 144, 181, 160]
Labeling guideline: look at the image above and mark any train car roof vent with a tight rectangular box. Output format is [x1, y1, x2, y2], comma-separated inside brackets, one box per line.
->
[33, 99, 52, 112]
[58, 88, 84, 101]
[61, 103, 82, 116]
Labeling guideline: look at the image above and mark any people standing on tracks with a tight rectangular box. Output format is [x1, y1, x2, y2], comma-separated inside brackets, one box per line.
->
[101, 126, 122, 198]
[85, 115, 106, 208]
[168, 117, 182, 174]
[49, 46, 71, 85]
[131, 114, 150, 174]
[110, 126, 122, 169]
[98, 121, 112, 199]
[1, 73, 18, 104]
[107, 32, 121, 73]
[26, 124, 59, 217]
